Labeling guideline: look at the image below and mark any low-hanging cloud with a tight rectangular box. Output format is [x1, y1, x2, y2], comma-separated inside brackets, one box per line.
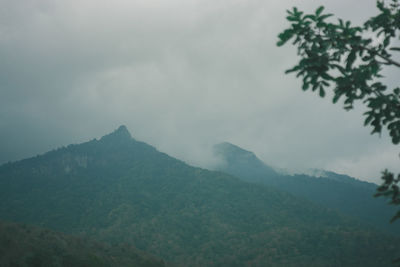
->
[0, 0, 398, 183]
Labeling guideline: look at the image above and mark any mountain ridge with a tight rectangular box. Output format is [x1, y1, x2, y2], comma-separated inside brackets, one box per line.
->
[0, 126, 399, 266]
[212, 141, 399, 235]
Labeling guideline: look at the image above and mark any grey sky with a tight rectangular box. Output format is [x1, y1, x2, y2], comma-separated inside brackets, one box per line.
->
[0, 0, 398, 183]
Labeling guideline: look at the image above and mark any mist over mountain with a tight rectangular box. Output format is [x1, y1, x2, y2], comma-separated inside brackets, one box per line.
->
[213, 142, 279, 184]
[0, 126, 399, 266]
[212, 142, 399, 236]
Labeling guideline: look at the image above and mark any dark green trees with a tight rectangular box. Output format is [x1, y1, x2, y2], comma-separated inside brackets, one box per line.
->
[277, 0, 400, 222]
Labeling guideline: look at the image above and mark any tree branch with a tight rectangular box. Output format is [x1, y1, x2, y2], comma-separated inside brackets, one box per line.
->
[364, 46, 400, 68]
[377, 53, 400, 68]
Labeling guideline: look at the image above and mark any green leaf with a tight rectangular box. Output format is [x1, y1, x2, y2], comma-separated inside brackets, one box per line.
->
[277, 29, 295, 46]
[321, 73, 333, 80]
[346, 50, 356, 70]
[285, 65, 300, 74]
[364, 113, 374, 126]
[315, 6, 325, 16]
[319, 14, 333, 21]
[319, 86, 326, 97]
[332, 93, 341, 104]
[383, 36, 390, 47]
[286, 15, 298, 22]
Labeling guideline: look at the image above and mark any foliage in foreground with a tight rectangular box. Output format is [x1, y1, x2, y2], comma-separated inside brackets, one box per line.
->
[277, 0, 400, 222]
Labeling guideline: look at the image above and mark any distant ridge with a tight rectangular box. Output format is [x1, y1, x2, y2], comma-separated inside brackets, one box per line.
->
[213, 142, 279, 184]
[212, 142, 399, 236]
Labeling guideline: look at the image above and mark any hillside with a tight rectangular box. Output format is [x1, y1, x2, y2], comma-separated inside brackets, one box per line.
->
[0, 126, 399, 266]
[212, 142, 399, 235]
[0, 220, 166, 267]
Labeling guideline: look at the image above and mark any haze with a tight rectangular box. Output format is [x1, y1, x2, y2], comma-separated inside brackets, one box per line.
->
[1, 0, 398, 183]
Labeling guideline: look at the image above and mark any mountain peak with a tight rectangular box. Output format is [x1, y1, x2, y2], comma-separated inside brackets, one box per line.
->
[212, 142, 278, 182]
[100, 125, 132, 143]
[116, 125, 130, 135]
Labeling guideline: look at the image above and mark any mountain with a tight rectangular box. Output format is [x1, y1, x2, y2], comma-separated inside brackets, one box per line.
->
[0, 126, 399, 266]
[0, 220, 166, 267]
[213, 142, 279, 184]
[212, 142, 399, 235]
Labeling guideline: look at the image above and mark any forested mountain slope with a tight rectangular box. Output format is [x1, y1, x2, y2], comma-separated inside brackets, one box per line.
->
[0, 220, 166, 267]
[0, 126, 399, 266]
[213, 142, 399, 235]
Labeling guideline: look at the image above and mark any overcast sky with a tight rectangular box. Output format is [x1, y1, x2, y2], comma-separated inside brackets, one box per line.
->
[0, 0, 398, 183]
